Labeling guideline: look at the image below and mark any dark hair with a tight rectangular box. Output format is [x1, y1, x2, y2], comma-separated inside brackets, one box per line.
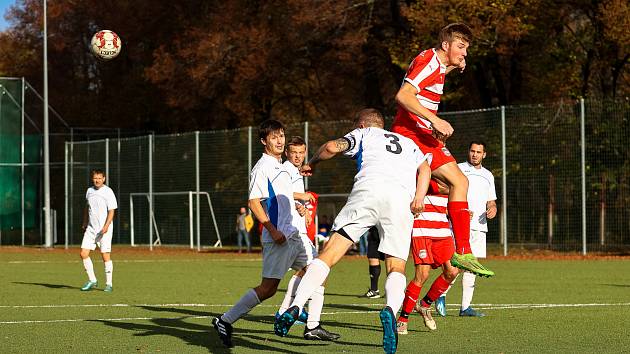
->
[90, 169, 106, 177]
[437, 23, 473, 47]
[259, 119, 285, 140]
[286, 136, 306, 150]
[469, 141, 487, 152]
[354, 108, 384, 128]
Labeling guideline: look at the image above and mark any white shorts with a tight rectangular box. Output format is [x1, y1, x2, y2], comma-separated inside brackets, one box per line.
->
[261, 233, 314, 279]
[332, 185, 413, 260]
[81, 227, 112, 253]
[470, 230, 486, 258]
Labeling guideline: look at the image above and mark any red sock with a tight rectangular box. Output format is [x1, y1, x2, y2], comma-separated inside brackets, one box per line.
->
[448, 201, 472, 254]
[425, 275, 451, 303]
[399, 281, 422, 320]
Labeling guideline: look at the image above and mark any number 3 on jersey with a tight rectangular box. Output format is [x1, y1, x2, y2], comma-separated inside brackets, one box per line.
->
[384, 133, 402, 154]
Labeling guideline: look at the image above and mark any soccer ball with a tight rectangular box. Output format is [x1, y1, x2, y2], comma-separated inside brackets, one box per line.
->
[90, 30, 122, 60]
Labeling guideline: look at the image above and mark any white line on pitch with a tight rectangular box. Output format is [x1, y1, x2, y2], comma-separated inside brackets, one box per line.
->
[2, 303, 630, 325]
[1, 302, 629, 310]
[5, 258, 263, 264]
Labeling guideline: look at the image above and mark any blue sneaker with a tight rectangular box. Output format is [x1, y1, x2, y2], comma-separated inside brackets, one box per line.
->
[274, 306, 299, 337]
[379, 306, 398, 354]
[297, 308, 309, 324]
[80, 280, 98, 291]
[435, 296, 447, 317]
[459, 307, 486, 317]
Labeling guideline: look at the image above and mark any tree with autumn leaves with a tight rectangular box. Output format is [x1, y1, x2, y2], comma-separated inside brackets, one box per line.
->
[0, 0, 627, 132]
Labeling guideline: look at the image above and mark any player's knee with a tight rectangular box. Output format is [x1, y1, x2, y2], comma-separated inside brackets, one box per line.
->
[80, 250, 90, 259]
[443, 267, 459, 282]
[255, 284, 278, 300]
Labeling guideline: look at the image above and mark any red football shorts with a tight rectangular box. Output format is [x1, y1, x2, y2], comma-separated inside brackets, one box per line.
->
[392, 126, 455, 171]
[410, 237, 455, 268]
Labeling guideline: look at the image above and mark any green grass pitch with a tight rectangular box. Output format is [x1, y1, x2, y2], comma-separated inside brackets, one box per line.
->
[1, 248, 629, 353]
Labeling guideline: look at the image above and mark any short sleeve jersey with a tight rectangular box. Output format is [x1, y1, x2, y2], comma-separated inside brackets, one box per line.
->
[249, 153, 299, 242]
[343, 127, 429, 199]
[393, 48, 447, 136]
[458, 162, 497, 232]
[283, 161, 307, 235]
[85, 185, 118, 232]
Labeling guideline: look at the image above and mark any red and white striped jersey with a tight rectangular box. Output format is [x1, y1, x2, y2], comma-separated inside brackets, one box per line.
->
[412, 194, 453, 238]
[393, 48, 447, 135]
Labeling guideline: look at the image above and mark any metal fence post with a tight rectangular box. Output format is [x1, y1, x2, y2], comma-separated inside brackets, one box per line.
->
[501, 106, 508, 256]
[21, 77, 25, 246]
[64, 142, 68, 249]
[195, 131, 201, 251]
[304, 121, 309, 190]
[105, 138, 109, 181]
[149, 134, 154, 251]
[580, 98, 586, 255]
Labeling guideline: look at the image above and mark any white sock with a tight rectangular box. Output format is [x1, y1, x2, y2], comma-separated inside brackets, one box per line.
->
[82, 258, 97, 282]
[104, 261, 113, 286]
[441, 273, 459, 297]
[306, 286, 325, 330]
[461, 272, 476, 310]
[221, 289, 261, 324]
[384, 271, 406, 315]
[291, 259, 330, 311]
[279, 275, 301, 314]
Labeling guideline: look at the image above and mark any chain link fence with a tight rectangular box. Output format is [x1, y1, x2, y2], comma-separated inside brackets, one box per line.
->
[60, 98, 630, 254]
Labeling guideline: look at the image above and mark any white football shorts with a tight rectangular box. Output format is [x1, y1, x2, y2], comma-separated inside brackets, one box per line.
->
[261, 232, 314, 279]
[331, 185, 413, 260]
[470, 229, 487, 258]
[81, 226, 112, 253]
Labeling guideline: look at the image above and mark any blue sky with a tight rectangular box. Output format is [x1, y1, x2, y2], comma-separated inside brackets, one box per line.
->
[0, 0, 16, 31]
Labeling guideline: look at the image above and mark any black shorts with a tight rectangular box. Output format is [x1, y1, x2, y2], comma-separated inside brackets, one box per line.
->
[366, 227, 384, 260]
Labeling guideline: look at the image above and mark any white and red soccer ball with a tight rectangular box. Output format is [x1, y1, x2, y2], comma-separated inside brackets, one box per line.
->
[90, 30, 122, 60]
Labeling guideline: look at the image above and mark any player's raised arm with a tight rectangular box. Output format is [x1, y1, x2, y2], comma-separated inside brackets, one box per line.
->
[395, 83, 454, 138]
[300, 137, 351, 176]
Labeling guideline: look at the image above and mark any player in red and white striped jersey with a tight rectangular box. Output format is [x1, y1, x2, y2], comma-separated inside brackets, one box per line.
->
[392, 23, 494, 278]
[396, 181, 460, 333]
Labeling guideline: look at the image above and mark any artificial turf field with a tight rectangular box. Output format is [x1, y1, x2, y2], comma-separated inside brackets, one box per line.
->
[1, 247, 629, 353]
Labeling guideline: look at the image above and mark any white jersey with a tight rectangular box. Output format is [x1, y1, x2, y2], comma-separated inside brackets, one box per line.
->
[250, 153, 299, 243]
[458, 162, 497, 232]
[85, 185, 117, 232]
[343, 127, 429, 199]
[283, 161, 307, 235]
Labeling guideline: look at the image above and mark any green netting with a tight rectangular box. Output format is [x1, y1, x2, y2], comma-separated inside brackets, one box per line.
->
[0, 78, 40, 234]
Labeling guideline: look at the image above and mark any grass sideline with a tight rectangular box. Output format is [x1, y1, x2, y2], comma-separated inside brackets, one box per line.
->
[1, 247, 629, 353]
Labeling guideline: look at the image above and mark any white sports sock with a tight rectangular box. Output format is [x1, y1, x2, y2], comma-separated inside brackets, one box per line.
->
[82, 257, 97, 282]
[279, 275, 301, 314]
[291, 259, 330, 311]
[104, 260, 113, 286]
[441, 273, 459, 297]
[461, 272, 476, 310]
[221, 289, 261, 324]
[384, 271, 406, 315]
[306, 286, 325, 330]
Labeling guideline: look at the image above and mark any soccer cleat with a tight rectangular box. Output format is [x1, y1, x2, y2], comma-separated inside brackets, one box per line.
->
[435, 296, 447, 317]
[450, 253, 495, 277]
[361, 289, 381, 299]
[303, 325, 341, 341]
[379, 306, 398, 354]
[103, 285, 113, 293]
[396, 320, 408, 335]
[212, 316, 233, 348]
[415, 304, 437, 331]
[459, 307, 486, 317]
[274, 306, 299, 337]
[80, 280, 98, 291]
